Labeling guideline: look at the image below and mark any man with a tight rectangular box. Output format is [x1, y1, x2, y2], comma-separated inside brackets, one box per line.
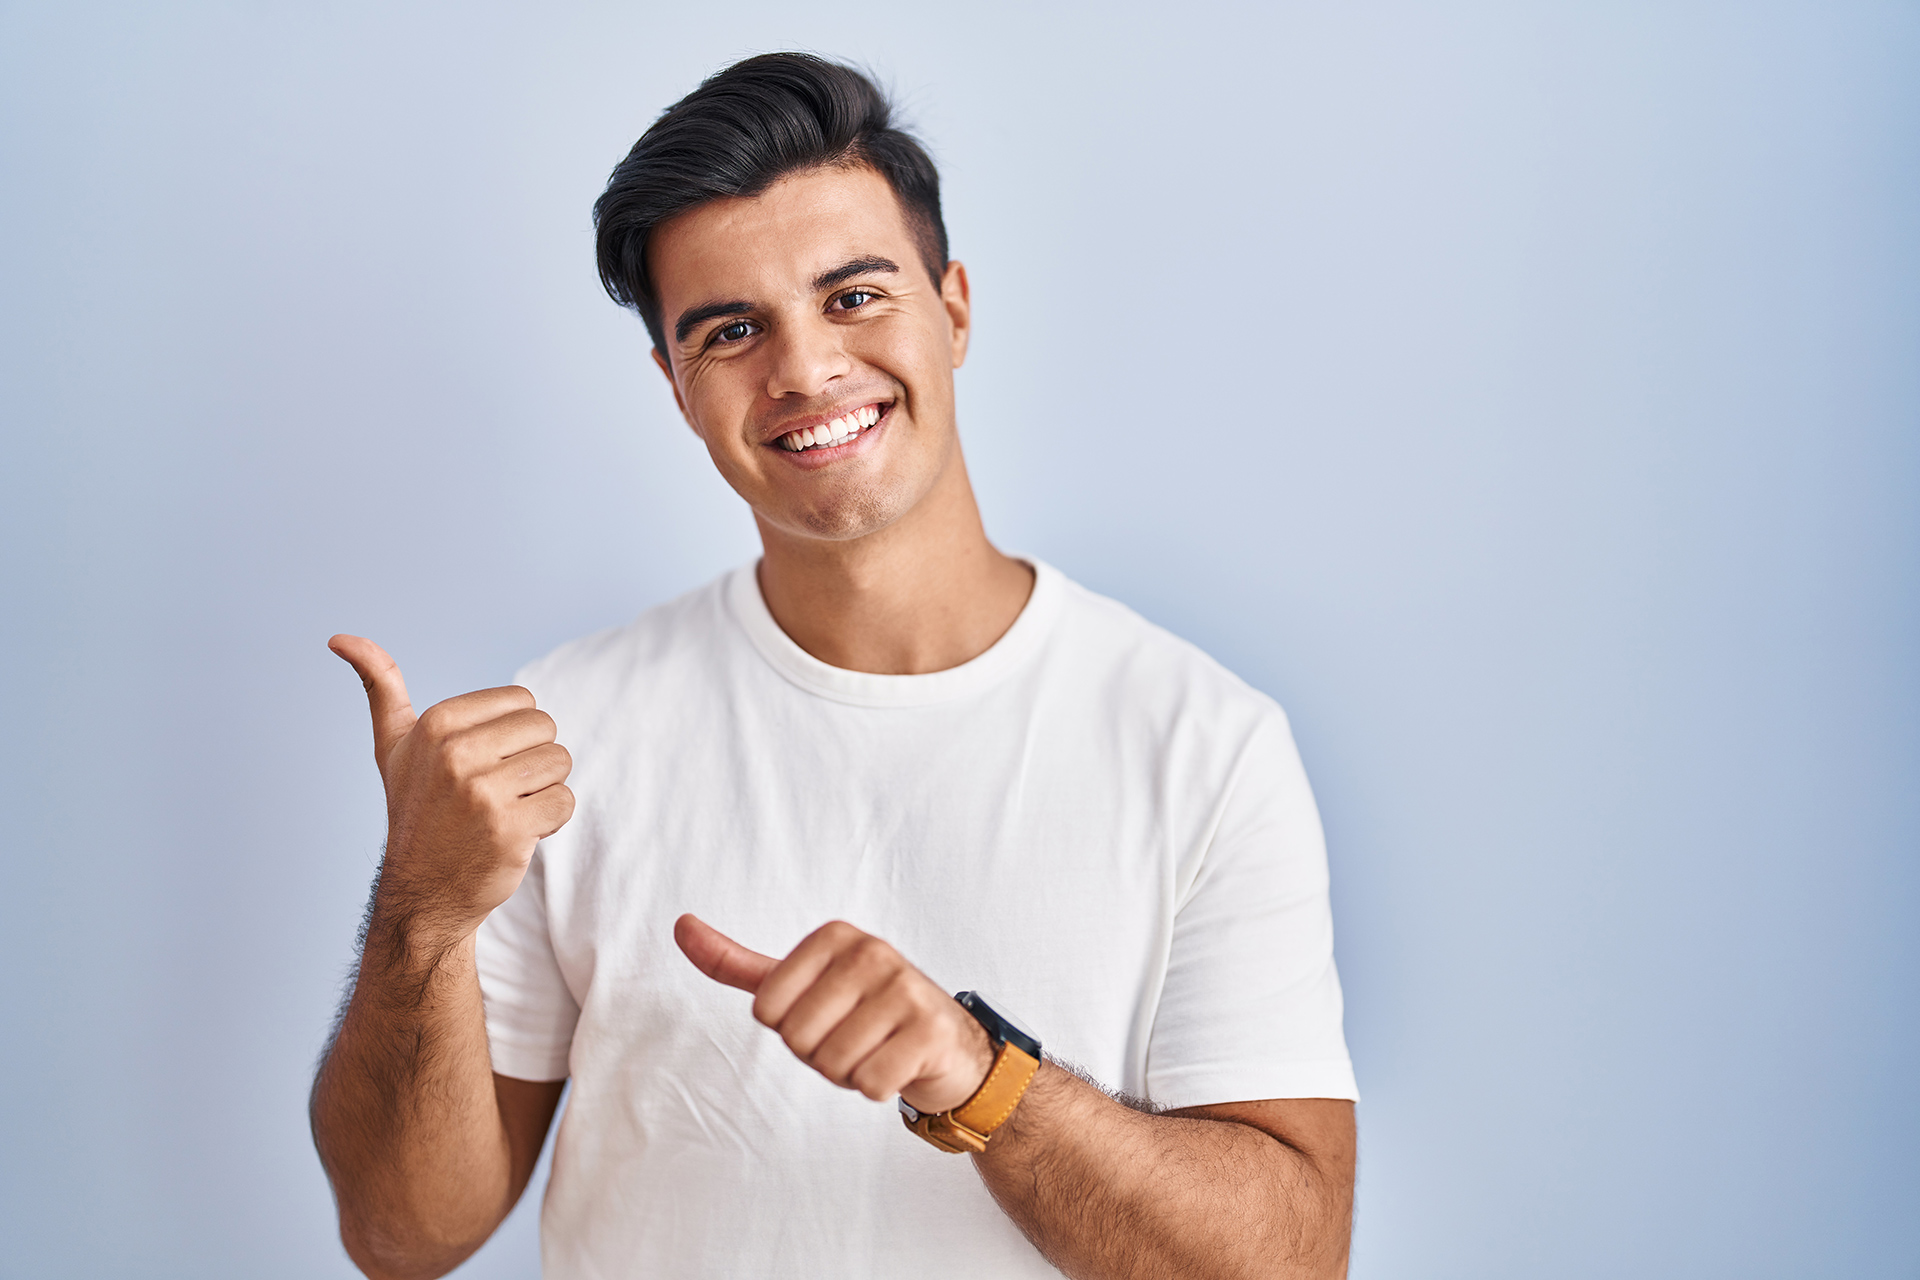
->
[311, 53, 1358, 1280]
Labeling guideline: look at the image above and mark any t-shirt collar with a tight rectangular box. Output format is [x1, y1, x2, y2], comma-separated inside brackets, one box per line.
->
[726, 558, 1061, 708]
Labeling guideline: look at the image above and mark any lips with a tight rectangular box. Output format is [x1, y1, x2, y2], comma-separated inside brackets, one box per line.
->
[773, 403, 883, 453]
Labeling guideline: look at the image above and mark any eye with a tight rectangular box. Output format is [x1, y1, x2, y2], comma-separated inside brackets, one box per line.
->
[713, 319, 757, 345]
[832, 290, 876, 312]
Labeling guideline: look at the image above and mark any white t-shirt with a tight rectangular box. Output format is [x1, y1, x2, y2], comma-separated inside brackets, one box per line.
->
[477, 560, 1357, 1278]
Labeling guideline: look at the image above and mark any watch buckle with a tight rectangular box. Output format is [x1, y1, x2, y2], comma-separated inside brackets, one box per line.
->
[898, 1098, 989, 1154]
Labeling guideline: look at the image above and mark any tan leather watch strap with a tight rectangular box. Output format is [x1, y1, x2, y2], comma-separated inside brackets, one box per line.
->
[953, 1038, 1041, 1135]
[901, 1038, 1042, 1154]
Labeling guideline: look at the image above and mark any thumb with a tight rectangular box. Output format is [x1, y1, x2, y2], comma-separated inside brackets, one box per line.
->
[675, 913, 778, 994]
[328, 634, 417, 770]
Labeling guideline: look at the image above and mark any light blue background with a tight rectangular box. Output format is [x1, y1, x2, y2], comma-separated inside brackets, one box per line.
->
[2, 3, 1915, 1276]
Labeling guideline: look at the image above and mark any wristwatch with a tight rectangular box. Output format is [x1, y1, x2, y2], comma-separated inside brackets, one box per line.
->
[898, 991, 1043, 1154]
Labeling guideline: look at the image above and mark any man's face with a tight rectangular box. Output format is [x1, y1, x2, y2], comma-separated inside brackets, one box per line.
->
[649, 163, 970, 543]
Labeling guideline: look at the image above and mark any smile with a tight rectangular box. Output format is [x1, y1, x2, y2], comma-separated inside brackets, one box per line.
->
[774, 403, 883, 453]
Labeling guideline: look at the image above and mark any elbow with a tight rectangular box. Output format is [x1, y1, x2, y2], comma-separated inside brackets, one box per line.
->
[1270, 1185, 1352, 1280]
[325, 1167, 504, 1280]
[337, 1213, 488, 1280]
[1238, 1156, 1351, 1280]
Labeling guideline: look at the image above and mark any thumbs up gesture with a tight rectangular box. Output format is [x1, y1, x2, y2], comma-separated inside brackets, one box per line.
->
[329, 635, 575, 945]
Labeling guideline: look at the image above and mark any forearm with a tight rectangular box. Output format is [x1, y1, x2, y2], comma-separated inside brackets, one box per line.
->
[972, 1064, 1351, 1280]
[310, 915, 513, 1279]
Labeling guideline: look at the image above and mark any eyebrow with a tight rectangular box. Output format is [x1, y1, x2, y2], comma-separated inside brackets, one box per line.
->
[671, 257, 903, 346]
[811, 255, 899, 291]
[674, 298, 754, 345]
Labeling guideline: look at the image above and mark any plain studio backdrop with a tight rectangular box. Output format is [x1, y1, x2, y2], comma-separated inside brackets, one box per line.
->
[2, 2, 1915, 1276]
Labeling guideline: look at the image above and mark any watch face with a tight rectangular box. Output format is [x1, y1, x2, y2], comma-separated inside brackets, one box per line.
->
[956, 991, 1042, 1059]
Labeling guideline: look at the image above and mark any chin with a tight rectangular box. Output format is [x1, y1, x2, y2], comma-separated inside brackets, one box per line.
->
[782, 479, 918, 542]
[796, 497, 897, 540]
[756, 448, 948, 544]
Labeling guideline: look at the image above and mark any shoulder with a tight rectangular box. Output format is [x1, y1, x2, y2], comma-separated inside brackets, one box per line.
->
[1043, 567, 1292, 739]
[510, 569, 741, 734]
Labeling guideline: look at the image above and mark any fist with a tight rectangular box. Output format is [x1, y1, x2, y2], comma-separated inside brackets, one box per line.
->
[330, 635, 575, 941]
[676, 915, 995, 1115]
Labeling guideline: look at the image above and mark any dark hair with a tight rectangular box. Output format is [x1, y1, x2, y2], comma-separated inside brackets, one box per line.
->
[593, 53, 949, 353]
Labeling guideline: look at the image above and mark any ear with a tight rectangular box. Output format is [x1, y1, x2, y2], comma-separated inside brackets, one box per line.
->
[941, 260, 971, 370]
[651, 347, 702, 437]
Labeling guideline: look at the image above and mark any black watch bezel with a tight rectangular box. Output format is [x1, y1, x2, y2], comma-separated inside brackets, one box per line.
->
[954, 990, 1042, 1061]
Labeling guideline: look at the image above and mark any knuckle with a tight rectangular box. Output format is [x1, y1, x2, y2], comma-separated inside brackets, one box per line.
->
[850, 1063, 891, 1101]
[441, 735, 480, 775]
[477, 808, 509, 845]
[850, 939, 902, 980]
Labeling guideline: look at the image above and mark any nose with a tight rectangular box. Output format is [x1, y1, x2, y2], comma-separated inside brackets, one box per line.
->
[763, 311, 853, 400]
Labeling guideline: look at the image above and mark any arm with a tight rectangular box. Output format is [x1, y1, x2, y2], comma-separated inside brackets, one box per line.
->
[310, 636, 575, 1280]
[975, 1066, 1353, 1279]
[311, 938, 564, 1278]
[675, 916, 1354, 1280]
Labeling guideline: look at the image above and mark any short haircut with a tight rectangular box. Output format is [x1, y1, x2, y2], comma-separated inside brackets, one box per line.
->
[594, 53, 950, 354]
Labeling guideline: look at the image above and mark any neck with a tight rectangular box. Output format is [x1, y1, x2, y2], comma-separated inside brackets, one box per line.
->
[754, 452, 1034, 675]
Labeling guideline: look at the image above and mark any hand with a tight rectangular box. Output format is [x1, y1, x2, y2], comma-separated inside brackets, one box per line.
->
[675, 915, 995, 1115]
[330, 635, 575, 947]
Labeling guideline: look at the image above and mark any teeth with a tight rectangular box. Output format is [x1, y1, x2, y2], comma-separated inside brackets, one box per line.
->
[778, 404, 885, 453]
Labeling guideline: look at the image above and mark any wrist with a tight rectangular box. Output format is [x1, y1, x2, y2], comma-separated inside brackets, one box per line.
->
[361, 901, 477, 984]
[900, 992, 1044, 1154]
[370, 846, 490, 947]
[961, 1009, 996, 1095]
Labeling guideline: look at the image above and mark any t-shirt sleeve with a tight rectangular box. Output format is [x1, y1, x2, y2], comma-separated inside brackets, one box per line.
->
[475, 843, 579, 1082]
[1145, 708, 1359, 1110]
